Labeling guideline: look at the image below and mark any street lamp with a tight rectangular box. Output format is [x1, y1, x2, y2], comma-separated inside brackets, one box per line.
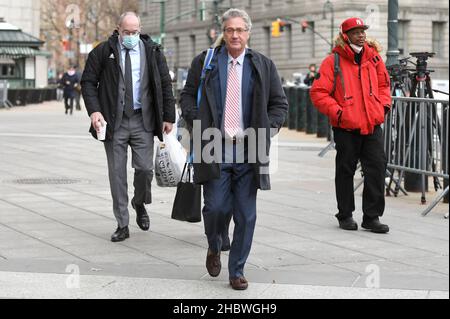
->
[87, 6, 99, 42]
[322, 0, 334, 53]
[152, 0, 167, 45]
[386, 0, 400, 67]
[212, 0, 225, 30]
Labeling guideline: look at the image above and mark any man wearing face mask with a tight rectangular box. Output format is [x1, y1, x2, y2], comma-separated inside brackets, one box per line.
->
[310, 17, 391, 234]
[81, 12, 175, 242]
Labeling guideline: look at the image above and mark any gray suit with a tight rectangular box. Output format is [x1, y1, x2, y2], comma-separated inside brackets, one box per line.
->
[104, 40, 155, 228]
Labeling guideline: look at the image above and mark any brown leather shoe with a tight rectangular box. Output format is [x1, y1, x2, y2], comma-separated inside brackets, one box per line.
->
[229, 277, 249, 290]
[206, 249, 221, 277]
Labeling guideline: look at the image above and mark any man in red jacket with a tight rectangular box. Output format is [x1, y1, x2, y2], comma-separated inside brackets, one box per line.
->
[310, 17, 391, 234]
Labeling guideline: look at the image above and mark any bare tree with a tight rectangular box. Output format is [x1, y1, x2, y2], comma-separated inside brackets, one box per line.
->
[41, 0, 138, 73]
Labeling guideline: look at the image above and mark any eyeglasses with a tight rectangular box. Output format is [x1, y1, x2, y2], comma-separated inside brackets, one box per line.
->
[223, 27, 249, 35]
[122, 30, 140, 36]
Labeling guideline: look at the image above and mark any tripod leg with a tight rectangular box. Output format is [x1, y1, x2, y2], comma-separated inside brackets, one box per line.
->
[386, 168, 395, 196]
[422, 186, 449, 217]
[318, 141, 335, 158]
[386, 169, 405, 196]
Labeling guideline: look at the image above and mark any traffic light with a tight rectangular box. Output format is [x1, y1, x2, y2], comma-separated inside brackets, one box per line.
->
[272, 19, 288, 37]
[271, 20, 280, 37]
[62, 39, 69, 51]
[301, 21, 309, 33]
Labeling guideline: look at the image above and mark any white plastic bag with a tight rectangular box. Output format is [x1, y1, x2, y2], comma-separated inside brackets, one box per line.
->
[154, 133, 187, 187]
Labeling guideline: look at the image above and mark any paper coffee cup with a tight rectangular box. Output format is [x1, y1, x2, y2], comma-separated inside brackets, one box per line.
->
[97, 121, 107, 141]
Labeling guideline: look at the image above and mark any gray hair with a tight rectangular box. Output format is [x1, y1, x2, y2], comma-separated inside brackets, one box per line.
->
[118, 12, 141, 27]
[221, 8, 252, 32]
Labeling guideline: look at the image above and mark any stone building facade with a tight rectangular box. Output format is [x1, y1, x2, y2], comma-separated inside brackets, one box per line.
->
[140, 0, 449, 81]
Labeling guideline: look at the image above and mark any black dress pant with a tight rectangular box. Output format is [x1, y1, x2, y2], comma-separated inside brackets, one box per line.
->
[333, 126, 387, 221]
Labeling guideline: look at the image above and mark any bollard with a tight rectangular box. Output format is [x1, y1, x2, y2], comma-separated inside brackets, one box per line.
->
[404, 101, 429, 193]
[282, 86, 289, 127]
[7, 89, 16, 106]
[314, 86, 329, 138]
[443, 105, 449, 203]
[296, 87, 307, 131]
[305, 90, 318, 134]
[287, 86, 298, 130]
[25, 89, 34, 105]
[317, 112, 329, 138]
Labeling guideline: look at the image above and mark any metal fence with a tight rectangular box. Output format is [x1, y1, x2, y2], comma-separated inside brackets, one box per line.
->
[383, 96, 449, 216]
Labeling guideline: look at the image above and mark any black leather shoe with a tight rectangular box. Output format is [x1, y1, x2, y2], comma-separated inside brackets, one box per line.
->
[338, 217, 358, 231]
[132, 200, 150, 231]
[111, 226, 129, 242]
[362, 218, 389, 234]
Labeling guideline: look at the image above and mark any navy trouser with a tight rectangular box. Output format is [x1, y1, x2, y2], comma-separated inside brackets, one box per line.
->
[203, 161, 257, 280]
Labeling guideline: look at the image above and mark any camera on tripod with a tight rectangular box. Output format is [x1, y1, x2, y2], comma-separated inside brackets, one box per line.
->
[409, 52, 435, 76]
[387, 57, 410, 79]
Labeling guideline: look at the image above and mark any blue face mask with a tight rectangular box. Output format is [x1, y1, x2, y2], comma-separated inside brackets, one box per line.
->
[122, 34, 140, 49]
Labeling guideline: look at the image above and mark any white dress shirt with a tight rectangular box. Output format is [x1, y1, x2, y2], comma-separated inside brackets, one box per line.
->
[119, 41, 142, 110]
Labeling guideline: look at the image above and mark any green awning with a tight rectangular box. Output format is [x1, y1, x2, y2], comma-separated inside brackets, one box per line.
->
[0, 29, 43, 45]
[0, 46, 41, 58]
[34, 50, 52, 57]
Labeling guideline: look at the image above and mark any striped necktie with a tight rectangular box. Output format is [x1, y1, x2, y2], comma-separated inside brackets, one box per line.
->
[224, 59, 241, 138]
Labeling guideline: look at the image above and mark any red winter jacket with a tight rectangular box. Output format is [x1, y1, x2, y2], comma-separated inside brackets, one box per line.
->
[310, 39, 391, 135]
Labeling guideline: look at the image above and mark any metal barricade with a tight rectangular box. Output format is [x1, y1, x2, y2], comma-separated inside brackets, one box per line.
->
[384, 96, 449, 217]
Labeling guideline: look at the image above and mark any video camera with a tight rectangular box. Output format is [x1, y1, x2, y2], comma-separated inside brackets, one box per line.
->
[387, 57, 411, 79]
[409, 52, 435, 76]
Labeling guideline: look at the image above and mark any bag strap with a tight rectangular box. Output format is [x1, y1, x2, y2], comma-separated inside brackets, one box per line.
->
[196, 48, 215, 108]
[331, 52, 347, 98]
[179, 162, 194, 183]
[188, 48, 215, 165]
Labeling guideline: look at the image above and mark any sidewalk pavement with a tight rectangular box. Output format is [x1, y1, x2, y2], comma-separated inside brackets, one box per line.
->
[0, 101, 448, 299]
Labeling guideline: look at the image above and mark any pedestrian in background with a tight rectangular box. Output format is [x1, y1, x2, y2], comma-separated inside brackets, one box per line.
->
[303, 63, 317, 87]
[310, 17, 391, 234]
[61, 66, 79, 115]
[181, 8, 288, 290]
[81, 12, 175, 242]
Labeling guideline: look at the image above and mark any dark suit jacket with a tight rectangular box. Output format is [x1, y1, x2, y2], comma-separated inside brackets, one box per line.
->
[180, 45, 288, 190]
[81, 31, 175, 141]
